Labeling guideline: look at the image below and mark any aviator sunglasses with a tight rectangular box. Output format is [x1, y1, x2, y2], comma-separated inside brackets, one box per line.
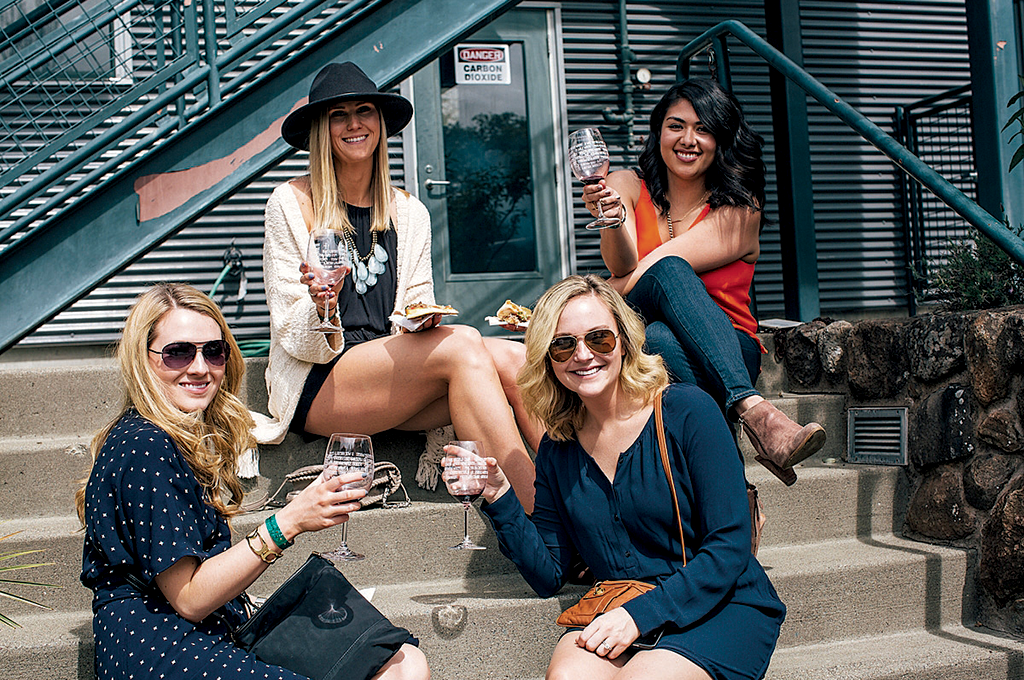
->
[548, 329, 619, 363]
[148, 340, 230, 369]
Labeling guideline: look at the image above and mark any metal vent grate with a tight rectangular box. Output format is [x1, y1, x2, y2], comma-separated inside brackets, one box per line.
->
[847, 407, 908, 466]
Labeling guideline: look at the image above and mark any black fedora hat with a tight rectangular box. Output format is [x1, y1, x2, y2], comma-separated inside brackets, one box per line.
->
[281, 62, 413, 151]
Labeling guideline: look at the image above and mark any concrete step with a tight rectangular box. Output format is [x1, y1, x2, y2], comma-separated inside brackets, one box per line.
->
[2, 430, 900, 550]
[0, 461, 906, 615]
[766, 625, 1024, 680]
[8, 609, 1023, 680]
[0, 357, 269, 440]
[0, 391, 857, 524]
[2, 523, 968, 654]
[737, 393, 848, 465]
[0, 355, 850, 464]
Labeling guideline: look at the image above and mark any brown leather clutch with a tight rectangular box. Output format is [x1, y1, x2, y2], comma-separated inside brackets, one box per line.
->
[555, 579, 656, 628]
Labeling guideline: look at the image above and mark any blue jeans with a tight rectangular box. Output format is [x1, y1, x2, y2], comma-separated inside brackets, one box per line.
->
[626, 256, 761, 418]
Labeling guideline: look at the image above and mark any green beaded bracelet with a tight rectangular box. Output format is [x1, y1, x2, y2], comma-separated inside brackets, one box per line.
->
[265, 514, 293, 550]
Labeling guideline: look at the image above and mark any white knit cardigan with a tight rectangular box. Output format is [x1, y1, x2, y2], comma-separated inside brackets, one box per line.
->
[250, 181, 436, 445]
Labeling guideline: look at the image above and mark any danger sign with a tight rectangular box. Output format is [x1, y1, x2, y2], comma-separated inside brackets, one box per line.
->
[454, 43, 511, 85]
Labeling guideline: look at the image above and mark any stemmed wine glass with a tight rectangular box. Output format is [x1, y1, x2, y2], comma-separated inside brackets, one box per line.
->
[322, 433, 374, 562]
[306, 230, 352, 332]
[568, 128, 620, 229]
[442, 441, 489, 551]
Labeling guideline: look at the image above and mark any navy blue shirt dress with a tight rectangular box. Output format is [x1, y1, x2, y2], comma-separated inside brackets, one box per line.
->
[81, 410, 308, 679]
[482, 383, 786, 680]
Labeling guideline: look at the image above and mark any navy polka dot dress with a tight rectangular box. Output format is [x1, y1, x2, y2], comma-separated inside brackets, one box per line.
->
[81, 410, 308, 679]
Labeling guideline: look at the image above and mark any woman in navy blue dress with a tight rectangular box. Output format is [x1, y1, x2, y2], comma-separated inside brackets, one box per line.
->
[76, 283, 428, 680]
[464, 275, 785, 679]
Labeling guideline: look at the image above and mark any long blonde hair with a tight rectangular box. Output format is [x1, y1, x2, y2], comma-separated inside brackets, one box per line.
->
[308, 105, 394, 235]
[75, 283, 254, 524]
[518, 275, 669, 441]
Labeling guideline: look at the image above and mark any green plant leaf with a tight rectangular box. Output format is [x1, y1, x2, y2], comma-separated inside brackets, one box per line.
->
[0, 550, 45, 563]
[0, 576, 59, 587]
[1001, 106, 1024, 131]
[0, 588, 53, 610]
[0, 526, 57, 628]
[0, 612, 22, 628]
[1009, 145, 1024, 173]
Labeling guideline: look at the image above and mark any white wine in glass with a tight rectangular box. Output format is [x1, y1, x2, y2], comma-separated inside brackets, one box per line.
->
[568, 128, 619, 229]
[442, 441, 489, 551]
[322, 433, 374, 562]
[306, 230, 352, 332]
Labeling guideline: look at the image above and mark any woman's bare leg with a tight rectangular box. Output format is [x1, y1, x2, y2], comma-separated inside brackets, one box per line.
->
[483, 337, 544, 452]
[304, 324, 536, 512]
[617, 650, 711, 680]
[371, 643, 430, 680]
[546, 632, 626, 680]
[546, 634, 711, 680]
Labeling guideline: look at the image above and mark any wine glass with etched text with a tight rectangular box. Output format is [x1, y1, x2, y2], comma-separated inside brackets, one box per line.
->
[442, 441, 489, 551]
[568, 128, 619, 229]
[306, 230, 352, 332]
[322, 433, 374, 562]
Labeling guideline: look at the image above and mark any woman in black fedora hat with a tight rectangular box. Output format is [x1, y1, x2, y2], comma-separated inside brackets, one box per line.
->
[253, 61, 539, 512]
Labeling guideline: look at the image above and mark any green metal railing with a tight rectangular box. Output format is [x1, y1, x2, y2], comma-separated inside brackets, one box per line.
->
[675, 20, 1024, 267]
[0, 0, 384, 249]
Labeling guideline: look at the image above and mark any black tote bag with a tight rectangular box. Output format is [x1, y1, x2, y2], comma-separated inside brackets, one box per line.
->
[233, 553, 412, 680]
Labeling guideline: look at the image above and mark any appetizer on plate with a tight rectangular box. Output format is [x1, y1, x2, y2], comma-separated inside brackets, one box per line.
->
[402, 302, 460, 320]
[486, 299, 532, 330]
[390, 302, 459, 332]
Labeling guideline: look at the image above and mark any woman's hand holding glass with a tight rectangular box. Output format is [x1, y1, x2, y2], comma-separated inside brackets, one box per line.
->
[269, 468, 367, 547]
[440, 442, 490, 550]
[569, 128, 621, 229]
[581, 180, 623, 227]
[303, 230, 352, 332]
[321, 433, 374, 561]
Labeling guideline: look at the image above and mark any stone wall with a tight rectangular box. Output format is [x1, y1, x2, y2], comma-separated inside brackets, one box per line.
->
[772, 307, 1024, 636]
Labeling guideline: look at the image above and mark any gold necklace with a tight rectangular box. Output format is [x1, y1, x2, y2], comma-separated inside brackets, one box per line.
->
[342, 227, 378, 264]
[666, 191, 711, 239]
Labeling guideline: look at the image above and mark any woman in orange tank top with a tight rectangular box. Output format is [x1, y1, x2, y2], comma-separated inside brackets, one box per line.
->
[581, 79, 824, 485]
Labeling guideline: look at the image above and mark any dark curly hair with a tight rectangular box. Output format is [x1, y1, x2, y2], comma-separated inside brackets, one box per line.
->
[637, 78, 766, 229]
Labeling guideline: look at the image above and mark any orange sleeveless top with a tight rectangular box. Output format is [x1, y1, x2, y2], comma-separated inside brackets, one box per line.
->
[634, 181, 763, 348]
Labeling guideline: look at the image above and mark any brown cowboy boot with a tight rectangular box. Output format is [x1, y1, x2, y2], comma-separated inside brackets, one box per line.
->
[739, 400, 826, 486]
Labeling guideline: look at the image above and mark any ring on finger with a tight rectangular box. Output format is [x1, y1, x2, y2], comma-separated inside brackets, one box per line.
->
[598, 641, 611, 651]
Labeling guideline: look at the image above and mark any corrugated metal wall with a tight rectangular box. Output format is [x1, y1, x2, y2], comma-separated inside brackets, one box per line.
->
[21, 0, 973, 346]
[800, 0, 971, 313]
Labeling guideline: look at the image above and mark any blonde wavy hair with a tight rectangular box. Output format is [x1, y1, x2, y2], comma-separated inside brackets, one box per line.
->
[75, 283, 254, 524]
[518, 275, 669, 441]
[308, 103, 394, 235]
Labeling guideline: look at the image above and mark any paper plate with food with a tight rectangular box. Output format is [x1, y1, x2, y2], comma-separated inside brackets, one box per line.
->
[390, 302, 460, 332]
[486, 300, 532, 331]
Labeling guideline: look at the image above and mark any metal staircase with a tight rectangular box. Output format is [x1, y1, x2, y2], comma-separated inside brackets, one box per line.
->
[0, 0, 519, 353]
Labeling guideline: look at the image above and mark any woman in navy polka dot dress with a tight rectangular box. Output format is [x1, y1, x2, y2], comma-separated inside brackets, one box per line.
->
[76, 283, 429, 680]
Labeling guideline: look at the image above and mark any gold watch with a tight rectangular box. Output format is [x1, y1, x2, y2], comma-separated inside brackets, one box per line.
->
[246, 526, 279, 564]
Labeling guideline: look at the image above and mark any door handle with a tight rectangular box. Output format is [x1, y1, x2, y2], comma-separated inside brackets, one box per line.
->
[424, 179, 451, 190]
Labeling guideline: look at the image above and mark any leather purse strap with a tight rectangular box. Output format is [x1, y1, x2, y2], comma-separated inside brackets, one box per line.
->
[654, 390, 686, 567]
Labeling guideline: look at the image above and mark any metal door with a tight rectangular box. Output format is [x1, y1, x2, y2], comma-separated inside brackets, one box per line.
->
[412, 8, 565, 333]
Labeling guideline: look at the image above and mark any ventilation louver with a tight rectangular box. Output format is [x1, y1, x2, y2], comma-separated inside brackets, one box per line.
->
[846, 407, 908, 466]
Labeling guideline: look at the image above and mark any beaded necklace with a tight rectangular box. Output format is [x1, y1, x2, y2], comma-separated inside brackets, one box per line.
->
[342, 211, 389, 295]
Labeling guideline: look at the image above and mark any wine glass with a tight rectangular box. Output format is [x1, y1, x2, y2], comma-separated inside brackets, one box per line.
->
[322, 433, 374, 562]
[568, 128, 620, 229]
[306, 230, 352, 332]
[442, 441, 489, 551]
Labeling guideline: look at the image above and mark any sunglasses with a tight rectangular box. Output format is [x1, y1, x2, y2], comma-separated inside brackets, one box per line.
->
[548, 329, 619, 363]
[149, 340, 230, 369]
